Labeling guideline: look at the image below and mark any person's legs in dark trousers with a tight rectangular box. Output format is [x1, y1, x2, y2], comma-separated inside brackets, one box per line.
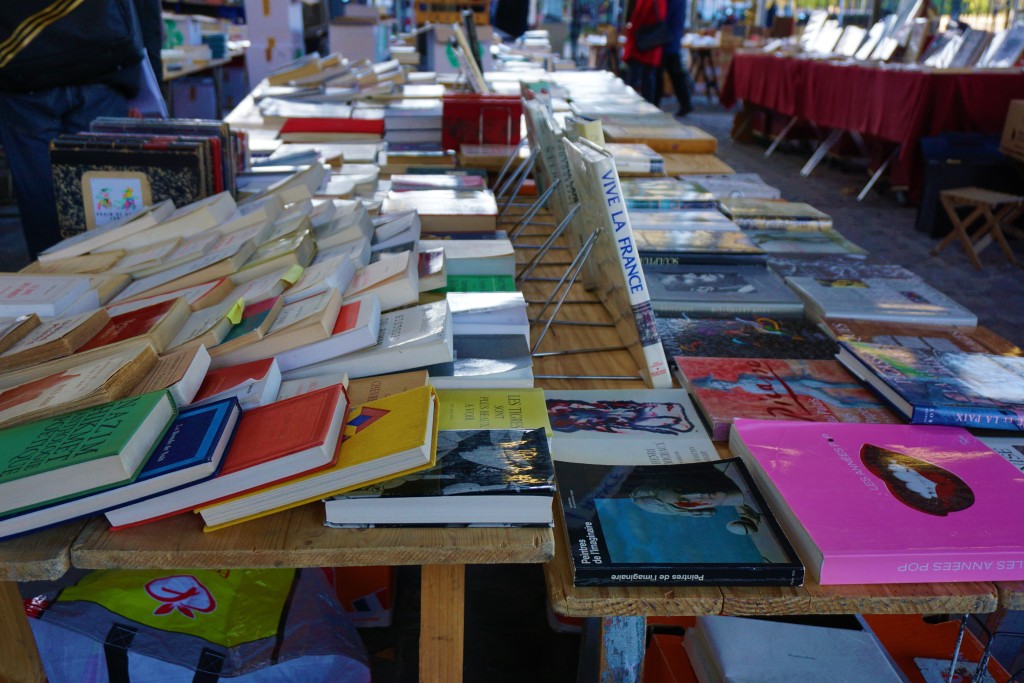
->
[0, 84, 127, 259]
[664, 51, 692, 115]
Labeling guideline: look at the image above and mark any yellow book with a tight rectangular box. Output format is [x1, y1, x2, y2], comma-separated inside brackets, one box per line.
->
[198, 385, 439, 530]
[435, 388, 551, 436]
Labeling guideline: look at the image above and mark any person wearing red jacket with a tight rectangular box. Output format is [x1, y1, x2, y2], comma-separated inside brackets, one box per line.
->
[622, 0, 668, 103]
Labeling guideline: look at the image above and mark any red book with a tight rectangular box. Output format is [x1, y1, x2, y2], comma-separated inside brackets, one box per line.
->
[278, 118, 384, 136]
[191, 357, 281, 409]
[104, 384, 349, 528]
[77, 297, 189, 354]
[441, 94, 522, 150]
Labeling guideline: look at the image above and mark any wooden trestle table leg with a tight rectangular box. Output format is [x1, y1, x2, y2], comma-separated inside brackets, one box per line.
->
[578, 616, 647, 683]
[0, 580, 46, 682]
[419, 564, 465, 683]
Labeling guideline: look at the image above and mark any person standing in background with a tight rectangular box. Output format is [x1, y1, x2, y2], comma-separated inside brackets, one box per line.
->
[657, 0, 693, 116]
[0, 0, 145, 260]
[622, 0, 667, 104]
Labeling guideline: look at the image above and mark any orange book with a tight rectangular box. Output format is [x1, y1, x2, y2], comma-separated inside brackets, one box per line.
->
[104, 383, 349, 529]
[78, 297, 190, 354]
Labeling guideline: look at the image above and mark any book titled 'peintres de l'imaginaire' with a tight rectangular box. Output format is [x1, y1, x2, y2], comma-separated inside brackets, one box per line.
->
[554, 458, 804, 587]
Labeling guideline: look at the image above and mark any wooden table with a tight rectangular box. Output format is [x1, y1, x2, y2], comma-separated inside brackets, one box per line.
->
[514, 223, 1012, 681]
[1, 504, 553, 682]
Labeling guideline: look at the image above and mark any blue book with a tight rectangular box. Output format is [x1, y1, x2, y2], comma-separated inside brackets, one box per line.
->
[0, 398, 241, 540]
[836, 340, 1024, 432]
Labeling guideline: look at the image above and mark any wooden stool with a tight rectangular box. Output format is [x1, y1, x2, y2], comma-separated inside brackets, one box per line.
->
[933, 187, 1024, 269]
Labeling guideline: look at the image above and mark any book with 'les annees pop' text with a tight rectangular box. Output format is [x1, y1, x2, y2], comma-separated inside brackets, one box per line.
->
[555, 458, 804, 587]
[731, 419, 1024, 585]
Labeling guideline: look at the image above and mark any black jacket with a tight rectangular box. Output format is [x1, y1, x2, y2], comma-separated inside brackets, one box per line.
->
[0, 0, 145, 94]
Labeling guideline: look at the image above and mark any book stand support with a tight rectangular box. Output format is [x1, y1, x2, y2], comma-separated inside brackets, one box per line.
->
[497, 151, 538, 219]
[763, 115, 800, 158]
[493, 138, 529, 190]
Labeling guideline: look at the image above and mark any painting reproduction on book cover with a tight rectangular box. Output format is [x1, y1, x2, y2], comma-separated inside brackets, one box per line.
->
[555, 458, 804, 586]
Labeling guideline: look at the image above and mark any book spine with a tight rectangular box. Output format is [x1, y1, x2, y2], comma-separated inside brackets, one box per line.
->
[911, 404, 1024, 431]
[736, 218, 832, 231]
[594, 159, 672, 388]
[819, 549, 1024, 585]
[572, 564, 804, 587]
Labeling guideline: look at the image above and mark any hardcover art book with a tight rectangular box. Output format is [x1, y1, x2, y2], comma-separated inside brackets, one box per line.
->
[784, 276, 978, 327]
[619, 177, 716, 210]
[836, 341, 1024, 431]
[824, 319, 1021, 356]
[731, 419, 1024, 584]
[656, 315, 838, 362]
[544, 389, 716, 465]
[561, 137, 672, 388]
[675, 357, 901, 440]
[644, 263, 804, 318]
[629, 209, 741, 232]
[746, 228, 866, 256]
[719, 198, 832, 231]
[632, 228, 766, 266]
[324, 427, 554, 526]
[554, 458, 804, 587]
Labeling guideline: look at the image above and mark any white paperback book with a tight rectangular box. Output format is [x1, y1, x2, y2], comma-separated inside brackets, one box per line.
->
[343, 249, 420, 312]
[37, 200, 175, 263]
[274, 292, 382, 372]
[282, 299, 453, 380]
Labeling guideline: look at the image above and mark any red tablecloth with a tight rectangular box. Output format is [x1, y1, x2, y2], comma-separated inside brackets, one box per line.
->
[721, 52, 1024, 163]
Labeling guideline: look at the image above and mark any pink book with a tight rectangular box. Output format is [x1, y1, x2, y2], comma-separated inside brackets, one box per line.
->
[730, 419, 1024, 585]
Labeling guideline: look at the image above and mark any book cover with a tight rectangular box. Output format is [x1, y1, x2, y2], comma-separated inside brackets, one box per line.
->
[746, 228, 867, 255]
[720, 198, 832, 230]
[685, 616, 904, 682]
[37, 199, 175, 263]
[561, 137, 672, 388]
[555, 458, 804, 586]
[131, 344, 211, 406]
[836, 341, 1024, 431]
[0, 397, 238, 540]
[0, 275, 93, 318]
[630, 209, 741, 232]
[766, 255, 917, 281]
[676, 357, 901, 440]
[324, 427, 554, 526]
[0, 390, 176, 516]
[657, 315, 838, 361]
[0, 314, 40, 355]
[785, 276, 978, 326]
[197, 384, 439, 529]
[677, 173, 781, 200]
[825, 319, 1021, 356]
[192, 357, 281, 409]
[545, 389, 717, 465]
[0, 308, 110, 371]
[436, 387, 552, 434]
[273, 293, 382, 373]
[644, 264, 804, 317]
[731, 419, 1024, 584]
[380, 190, 497, 233]
[605, 143, 665, 174]
[0, 344, 157, 429]
[77, 297, 190, 354]
[281, 299, 454, 380]
[633, 228, 766, 265]
[105, 384, 348, 528]
[619, 177, 716, 210]
[425, 334, 533, 389]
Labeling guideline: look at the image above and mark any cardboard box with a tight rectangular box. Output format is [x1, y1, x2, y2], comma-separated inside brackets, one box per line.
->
[1000, 99, 1024, 162]
[326, 566, 395, 628]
